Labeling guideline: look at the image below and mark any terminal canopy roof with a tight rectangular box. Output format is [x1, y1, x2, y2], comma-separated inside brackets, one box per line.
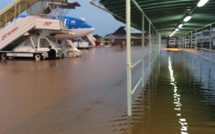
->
[99, 0, 215, 37]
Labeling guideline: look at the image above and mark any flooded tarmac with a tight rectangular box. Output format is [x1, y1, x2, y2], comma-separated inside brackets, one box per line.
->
[0, 47, 215, 134]
[111, 50, 215, 134]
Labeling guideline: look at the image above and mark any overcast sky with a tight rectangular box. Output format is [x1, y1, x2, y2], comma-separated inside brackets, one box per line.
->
[0, 0, 125, 37]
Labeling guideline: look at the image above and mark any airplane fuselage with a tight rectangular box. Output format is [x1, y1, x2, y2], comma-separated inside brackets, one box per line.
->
[56, 16, 94, 40]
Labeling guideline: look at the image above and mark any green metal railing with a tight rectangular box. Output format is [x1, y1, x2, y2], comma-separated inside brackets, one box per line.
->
[126, 0, 161, 116]
[182, 23, 215, 64]
[91, 0, 161, 116]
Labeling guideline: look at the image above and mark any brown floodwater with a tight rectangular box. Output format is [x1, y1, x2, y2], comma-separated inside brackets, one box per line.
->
[0, 46, 215, 134]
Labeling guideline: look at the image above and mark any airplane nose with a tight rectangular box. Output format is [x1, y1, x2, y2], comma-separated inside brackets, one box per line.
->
[90, 28, 95, 32]
[85, 28, 94, 34]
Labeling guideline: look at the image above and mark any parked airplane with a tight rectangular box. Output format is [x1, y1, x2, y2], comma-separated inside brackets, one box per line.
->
[56, 16, 94, 40]
[17, 15, 94, 40]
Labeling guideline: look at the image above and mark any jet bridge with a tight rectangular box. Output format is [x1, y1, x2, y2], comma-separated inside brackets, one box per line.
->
[0, 0, 68, 27]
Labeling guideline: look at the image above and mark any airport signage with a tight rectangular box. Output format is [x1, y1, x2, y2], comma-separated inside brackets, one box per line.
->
[1, 26, 19, 41]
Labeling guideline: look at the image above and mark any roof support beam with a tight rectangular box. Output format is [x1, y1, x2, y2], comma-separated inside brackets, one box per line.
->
[89, 1, 125, 22]
[90, 1, 139, 28]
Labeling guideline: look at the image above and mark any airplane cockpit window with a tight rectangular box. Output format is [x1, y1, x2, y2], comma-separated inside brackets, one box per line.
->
[78, 21, 87, 25]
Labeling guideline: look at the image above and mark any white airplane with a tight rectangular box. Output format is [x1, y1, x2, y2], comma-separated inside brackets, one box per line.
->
[18, 15, 94, 40]
[54, 16, 94, 40]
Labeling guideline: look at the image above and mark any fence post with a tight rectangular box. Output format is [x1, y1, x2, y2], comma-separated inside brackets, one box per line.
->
[126, 0, 132, 116]
[142, 13, 145, 87]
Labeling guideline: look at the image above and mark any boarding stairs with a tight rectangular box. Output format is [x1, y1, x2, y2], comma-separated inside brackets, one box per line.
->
[0, 15, 62, 50]
[86, 34, 96, 47]
[65, 39, 76, 48]
[3, 36, 28, 51]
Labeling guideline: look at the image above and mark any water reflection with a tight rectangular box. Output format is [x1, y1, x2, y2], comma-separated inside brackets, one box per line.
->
[111, 50, 215, 134]
[168, 56, 188, 134]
